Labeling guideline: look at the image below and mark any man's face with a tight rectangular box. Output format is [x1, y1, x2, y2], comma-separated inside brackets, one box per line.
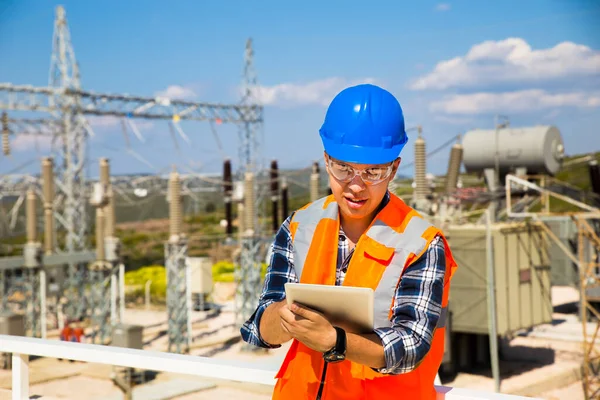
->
[324, 153, 400, 221]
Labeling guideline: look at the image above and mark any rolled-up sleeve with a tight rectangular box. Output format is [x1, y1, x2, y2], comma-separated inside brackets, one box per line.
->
[240, 214, 298, 348]
[372, 235, 446, 374]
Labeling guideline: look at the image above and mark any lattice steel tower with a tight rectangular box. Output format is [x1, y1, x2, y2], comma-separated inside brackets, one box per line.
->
[48, 6, 90, 320]
[235, 39, 266, 340]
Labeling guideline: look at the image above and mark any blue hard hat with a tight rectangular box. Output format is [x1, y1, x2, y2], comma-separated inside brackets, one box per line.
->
[319, 84, 408, 164]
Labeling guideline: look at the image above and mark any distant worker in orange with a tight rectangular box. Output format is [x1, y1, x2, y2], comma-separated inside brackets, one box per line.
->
[59, 319, 74, 362]
[59, 319, 72, 342]
[241, 84, 458, 399]
[71, 317, 86, 344]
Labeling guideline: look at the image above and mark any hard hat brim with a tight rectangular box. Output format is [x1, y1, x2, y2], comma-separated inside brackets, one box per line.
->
[321, 134, 408, 165]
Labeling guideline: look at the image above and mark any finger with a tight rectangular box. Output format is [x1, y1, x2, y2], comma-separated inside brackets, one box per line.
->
[280, 318, 296, 336]
[279, 306, 297, 325]
[291, 302, 323, 321]
[280, 318, 291, 334]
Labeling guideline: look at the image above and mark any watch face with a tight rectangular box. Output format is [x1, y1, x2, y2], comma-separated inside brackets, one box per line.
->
[325, 352, 345, 363]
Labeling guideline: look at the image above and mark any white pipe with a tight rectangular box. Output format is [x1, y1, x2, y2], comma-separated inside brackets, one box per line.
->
[119, 263, 125, 321]
[486, 209, 500, 393]
[186, 261, 192, 348]
[12, 353, 29, 400]
[40, 269, 47, 339]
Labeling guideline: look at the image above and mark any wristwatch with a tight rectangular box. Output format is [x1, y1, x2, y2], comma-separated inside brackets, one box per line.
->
[323, 326, 346, 363]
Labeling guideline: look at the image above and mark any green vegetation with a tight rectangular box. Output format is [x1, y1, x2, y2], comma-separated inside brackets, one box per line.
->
[124, 262, 268, 301]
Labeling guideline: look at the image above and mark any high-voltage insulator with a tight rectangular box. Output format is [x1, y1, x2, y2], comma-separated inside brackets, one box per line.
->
[310, 161, 320, 202]
[281, 177, 289, 221]
[95, 208, 105, 261]
[414, 126, 428, 200]
[271, 160, 279, 233]
[1, 112, 9, 156]
[237, 202, 245, 242]
[99, 158, 115, 237]
[223, 159, 233, 236]
[42, 157, 55, 254]
[244, 172, 255, 234]
[168, 170, 182, 238]
[589, 160, 600, 196]
[445, 137, 463, 194]
[26, 189, 37, 243]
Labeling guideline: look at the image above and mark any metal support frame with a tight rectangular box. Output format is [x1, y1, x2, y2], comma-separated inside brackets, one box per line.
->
[574, 215, 600, 400]
[165, 239, 189, 354]
[505, 174, 600, 400]
[88, 261, 113, 344]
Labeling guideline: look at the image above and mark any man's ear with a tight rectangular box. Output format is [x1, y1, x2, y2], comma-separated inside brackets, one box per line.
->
[391, 157, 402, 176]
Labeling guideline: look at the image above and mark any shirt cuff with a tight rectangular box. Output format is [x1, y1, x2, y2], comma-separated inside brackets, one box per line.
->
[371, 327, 405, 374]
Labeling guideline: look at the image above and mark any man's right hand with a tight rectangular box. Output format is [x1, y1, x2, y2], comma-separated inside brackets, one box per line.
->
[259, 300, 293, 346]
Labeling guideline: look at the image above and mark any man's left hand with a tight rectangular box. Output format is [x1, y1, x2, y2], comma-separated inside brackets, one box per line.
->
[279, 302, 337, 353]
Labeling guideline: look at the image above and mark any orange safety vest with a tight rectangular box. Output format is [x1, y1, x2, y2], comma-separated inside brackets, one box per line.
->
[272, 193, 458, 400]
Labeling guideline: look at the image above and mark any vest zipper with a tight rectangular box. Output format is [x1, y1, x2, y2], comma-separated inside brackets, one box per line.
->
[315, 361, 328, 400]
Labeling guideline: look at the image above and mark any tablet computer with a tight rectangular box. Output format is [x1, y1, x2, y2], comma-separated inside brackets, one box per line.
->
[284, 283, 374, 332]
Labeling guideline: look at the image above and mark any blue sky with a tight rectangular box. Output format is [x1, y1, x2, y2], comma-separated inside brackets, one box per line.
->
[1, 0, 599, 178]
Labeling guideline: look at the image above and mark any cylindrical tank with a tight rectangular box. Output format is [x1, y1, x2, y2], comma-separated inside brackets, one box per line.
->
[445, 140, 463, 194]
[414, 132, 428, 199]
[462, 126, 564, 176]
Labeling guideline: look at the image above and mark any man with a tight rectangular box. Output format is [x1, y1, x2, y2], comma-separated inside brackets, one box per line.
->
[241, 84, 458, 400]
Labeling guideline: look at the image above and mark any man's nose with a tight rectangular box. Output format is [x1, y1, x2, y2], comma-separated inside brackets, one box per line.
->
[347, 174, 366, 192]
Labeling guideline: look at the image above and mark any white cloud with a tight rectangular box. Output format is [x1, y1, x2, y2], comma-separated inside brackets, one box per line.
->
[250, 77, 377, 107]
[433, 115, 474, 125]
[155, 85, 197, 100]
[435, 3, 451, 11]
[10, 134, 52, 152]
[410, 38, 600, 91]
[430, 89, 600, 114]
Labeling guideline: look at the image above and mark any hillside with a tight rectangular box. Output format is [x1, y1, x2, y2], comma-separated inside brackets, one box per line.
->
[1, 152, 599, 262]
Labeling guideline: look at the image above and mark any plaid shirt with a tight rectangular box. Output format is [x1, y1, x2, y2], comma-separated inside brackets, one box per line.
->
[240, 194, 447, 374]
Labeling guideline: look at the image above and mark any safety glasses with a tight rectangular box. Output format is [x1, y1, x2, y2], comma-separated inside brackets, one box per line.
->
[325, 156, 395, 185]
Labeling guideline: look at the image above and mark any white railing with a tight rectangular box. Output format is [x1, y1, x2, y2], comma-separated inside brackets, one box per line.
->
[0, 334, 540, 400]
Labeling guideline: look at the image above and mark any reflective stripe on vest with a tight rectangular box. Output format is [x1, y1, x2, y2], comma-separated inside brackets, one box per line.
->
[366, 216, 447, 329]
[291, 197, 337, 281]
